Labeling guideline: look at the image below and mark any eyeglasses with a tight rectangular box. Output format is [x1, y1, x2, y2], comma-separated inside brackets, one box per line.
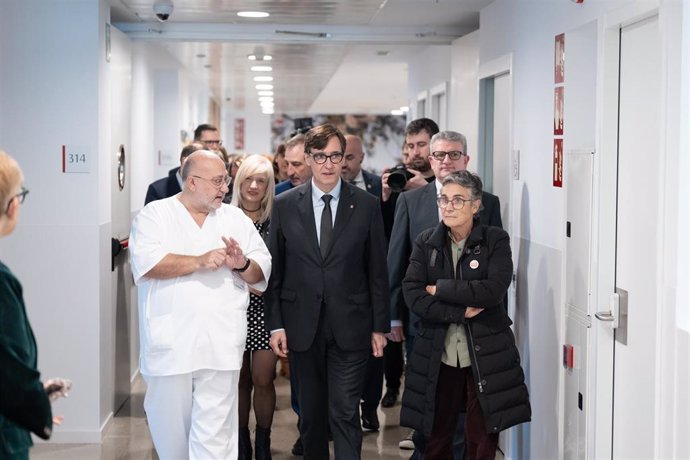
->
[436, 195, 473, 209]
[309, 151, 344, 165]
[431, 150, 466, 161]
[5, 186, 29, 213]
[201, 139, 223, 147]
[191, 174, 231, 188]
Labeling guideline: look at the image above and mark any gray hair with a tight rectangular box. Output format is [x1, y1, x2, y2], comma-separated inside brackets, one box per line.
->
[430, 130, 468, 154]
[441, 170, 483, 203]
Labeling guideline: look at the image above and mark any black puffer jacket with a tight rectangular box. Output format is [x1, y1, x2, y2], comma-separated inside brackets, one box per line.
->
[400, 220, 531, 437]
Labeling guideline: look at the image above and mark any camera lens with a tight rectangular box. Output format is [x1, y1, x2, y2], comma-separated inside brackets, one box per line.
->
[387, 169, 408, 193]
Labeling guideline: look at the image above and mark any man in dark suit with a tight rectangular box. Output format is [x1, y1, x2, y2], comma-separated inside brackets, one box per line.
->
[144, 142, 203, 205]
[342, 134, 382, 196]
[275, 133, 311, 195]
[341, 134, 384, 431]
[266, 124, 390, 459]
[388, 130, 502, 459]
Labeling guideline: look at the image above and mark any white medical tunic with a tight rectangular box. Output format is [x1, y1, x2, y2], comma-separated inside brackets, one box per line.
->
[129, 197, 272, 377]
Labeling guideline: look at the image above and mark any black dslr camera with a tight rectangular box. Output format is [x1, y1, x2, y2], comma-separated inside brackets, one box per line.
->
[387, 164, 414, 193]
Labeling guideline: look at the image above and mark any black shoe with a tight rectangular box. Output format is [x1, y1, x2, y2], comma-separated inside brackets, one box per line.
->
[291, 436, 304, 456]
[255, 426, 272, 460]
[361, 406, 380, 431]
[238, 427, 252, 460]
[381, 388, 399, 408]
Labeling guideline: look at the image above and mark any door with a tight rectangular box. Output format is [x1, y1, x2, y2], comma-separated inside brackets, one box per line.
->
[610, 15, 661, 458]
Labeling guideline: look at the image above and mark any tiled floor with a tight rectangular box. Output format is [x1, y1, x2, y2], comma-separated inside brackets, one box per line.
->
[31, 373, 412, 459]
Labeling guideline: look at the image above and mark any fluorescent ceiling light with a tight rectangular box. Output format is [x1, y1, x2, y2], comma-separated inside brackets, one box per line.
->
[253, 76, 273, 82]
[251, 66, 272, 72]
[263, 110, 275, 115]
[248, 55, 273, 61]
[255, 84, 273, 90]
[391, 109, 404, 115]
[257, 91, 274, 96]
[260, 101, 275, 108]
[237, 11, 269, 18]
[259, 96, 274, 102]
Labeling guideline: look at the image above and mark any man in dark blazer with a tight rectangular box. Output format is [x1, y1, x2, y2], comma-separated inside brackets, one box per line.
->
[266, 124, 390, 459]
[144, 142, 203, 205]
[274, 133, 311, 196]
[388, 130, 502, 459]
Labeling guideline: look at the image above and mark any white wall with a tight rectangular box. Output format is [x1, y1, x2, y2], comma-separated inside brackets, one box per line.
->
[407, 45, 451, 122]
[449, 31, 480, 167]
[0, 0, 113, 442]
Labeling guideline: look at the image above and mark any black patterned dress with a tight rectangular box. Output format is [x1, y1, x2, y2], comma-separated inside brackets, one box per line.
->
[245, 220, 271, 351]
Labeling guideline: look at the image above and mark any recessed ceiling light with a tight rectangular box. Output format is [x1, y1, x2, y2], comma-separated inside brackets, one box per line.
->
[253, 76, 273, 82]
[255, 84, 273, 90]
[257, 91, 274, 96]
[263, 109, 275, 115]
[204, 64, 212, 69]
[377, 50, 390, 56]
[259, 96, 274, 102]
[260, 101, 275, 107]
[237, 11, 269, 18]
[247, 54, 273, 61]
[400, 106, 409, 112]
[196, 53, 206, 58]
[251, 66, 273, 72]
[391, 109, 404, 115]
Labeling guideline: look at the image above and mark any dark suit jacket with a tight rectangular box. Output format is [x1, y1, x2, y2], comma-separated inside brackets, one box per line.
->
[274, 179, 294, 196]
[387, 181, 502, 322]
[265, 181, 390, 352]
[144, 167, 182, 205]
[361, 169, 382, 197]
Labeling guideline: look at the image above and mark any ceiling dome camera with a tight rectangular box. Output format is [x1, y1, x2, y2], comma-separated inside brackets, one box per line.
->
[153, 0, 174, 22]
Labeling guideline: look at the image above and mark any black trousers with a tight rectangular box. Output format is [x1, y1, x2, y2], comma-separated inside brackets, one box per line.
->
[382, 339, 404, 392]
[291, 317, 369, 460]
[361, 355, 383, 409]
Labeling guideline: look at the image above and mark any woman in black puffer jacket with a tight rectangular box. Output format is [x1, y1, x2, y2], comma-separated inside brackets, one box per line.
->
[400, 171, 530, 460]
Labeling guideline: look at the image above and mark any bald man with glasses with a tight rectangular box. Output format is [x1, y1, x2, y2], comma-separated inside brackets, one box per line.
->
[130, 150, 272, 459]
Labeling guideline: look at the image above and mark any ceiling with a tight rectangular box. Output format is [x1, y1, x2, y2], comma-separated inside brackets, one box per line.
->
[110, 0, 493, 114]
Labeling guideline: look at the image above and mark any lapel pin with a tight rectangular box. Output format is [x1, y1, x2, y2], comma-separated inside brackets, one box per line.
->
[470, 260, 479, 270]
[350, 204, 354, 208]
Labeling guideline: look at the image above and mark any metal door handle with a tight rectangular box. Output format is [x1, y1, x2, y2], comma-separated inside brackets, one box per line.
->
[595, 311, 614, 321]
[595, 293, 620, 328]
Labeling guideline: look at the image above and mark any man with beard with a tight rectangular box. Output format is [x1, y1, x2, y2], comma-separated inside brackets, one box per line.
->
[378, 118, 439, 420]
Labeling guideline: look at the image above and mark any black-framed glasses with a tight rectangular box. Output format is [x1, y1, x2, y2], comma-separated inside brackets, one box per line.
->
[5, 187, 29, 213]
[191, 174, 231, 188]
[436, 195, 472, 209]
[310, 151, 344, 164]
[431, 150, 465, 161]
[201, 139, 223, 147]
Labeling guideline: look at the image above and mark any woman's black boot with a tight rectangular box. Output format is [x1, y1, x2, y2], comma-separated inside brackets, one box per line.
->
[254, 426, 272, 460]
[238, 426, 252, 460]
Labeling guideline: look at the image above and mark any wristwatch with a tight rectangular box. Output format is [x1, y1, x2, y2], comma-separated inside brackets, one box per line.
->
[233, 257, 251, 273]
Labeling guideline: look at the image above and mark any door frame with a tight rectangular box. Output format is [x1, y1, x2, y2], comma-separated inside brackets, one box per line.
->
[591, 2, 661, 458]
[478, 53, 513, 237]
[477, 53, 518, 458]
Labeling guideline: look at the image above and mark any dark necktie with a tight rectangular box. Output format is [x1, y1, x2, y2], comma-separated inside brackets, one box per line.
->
[320, 194, 333, 258]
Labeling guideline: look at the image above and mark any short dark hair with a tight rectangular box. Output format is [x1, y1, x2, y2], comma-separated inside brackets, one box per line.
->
[193, 123, 218, 140]
[405, 118, 440, 139]
[304, 123, 346, 154]
[180, 142, 204, 162]
[442, 170, 483, 203]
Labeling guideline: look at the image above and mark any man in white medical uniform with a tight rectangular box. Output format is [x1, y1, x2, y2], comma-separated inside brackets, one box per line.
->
[129, 150, 272, 459]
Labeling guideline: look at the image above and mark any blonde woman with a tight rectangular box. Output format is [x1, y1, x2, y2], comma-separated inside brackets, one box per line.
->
[231, 155, 276, 460]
